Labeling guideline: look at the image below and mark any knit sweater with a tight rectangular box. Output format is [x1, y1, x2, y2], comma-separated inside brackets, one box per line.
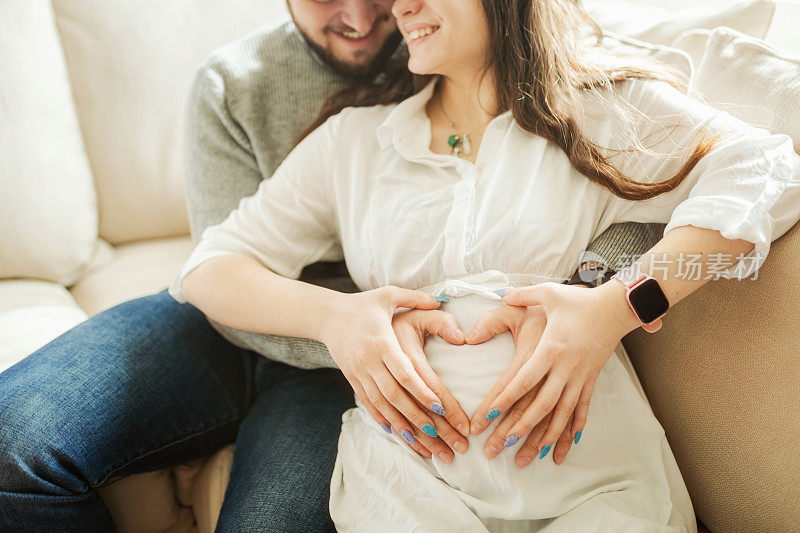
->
[181, 20, 663, 369]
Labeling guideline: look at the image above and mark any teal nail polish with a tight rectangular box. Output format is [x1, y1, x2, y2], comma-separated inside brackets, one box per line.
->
[422, 424, 437, 437]
[539, 445, 551, 459]
[574, 430, 582, 444]
[485, 408, 501, 421]
[434, 296, 450, 302]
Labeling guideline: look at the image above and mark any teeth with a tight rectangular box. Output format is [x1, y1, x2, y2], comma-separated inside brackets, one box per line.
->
[341, 29, 370, 39]
[408, 26, 437, 42]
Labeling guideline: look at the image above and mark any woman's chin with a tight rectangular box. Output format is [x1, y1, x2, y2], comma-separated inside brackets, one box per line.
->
[406, 58, 442, 77]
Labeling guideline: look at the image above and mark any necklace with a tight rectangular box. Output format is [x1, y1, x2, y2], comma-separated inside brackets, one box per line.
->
[437, 94, 492, 158]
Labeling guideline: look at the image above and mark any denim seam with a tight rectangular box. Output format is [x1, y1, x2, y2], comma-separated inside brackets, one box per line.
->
[95, 415, 241, 488]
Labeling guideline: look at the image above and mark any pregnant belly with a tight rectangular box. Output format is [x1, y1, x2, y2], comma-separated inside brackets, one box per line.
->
[420, 293, 648, 512]
[424, 293, 517, 419]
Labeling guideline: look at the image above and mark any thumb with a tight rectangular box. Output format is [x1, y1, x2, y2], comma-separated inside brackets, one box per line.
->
[419, 310, 465, 345]
[465, 307, 510, 344]
[387, 287, 441, 311]
[501, 283, 550, 307]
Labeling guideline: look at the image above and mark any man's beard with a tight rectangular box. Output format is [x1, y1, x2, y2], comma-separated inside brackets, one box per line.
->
[295, 20, 403, 80]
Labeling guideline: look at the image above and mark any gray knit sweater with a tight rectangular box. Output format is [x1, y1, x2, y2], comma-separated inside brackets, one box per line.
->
[182, 20, 664, 370]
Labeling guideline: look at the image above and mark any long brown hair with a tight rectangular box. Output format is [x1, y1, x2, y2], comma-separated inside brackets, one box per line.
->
[296, 0, 723, 201]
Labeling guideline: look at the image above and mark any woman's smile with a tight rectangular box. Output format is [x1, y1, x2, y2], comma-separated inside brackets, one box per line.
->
[404, 24, 440, 49]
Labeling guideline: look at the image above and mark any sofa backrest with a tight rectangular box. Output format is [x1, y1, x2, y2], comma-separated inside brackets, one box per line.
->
[50, 0, 289, 245]
[624, 27, 800, 533]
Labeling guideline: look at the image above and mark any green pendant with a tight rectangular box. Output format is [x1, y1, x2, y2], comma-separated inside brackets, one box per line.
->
[448, 134, 459, 148]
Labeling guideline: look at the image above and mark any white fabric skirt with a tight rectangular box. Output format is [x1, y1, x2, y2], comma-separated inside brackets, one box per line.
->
[330, 279, 696, 533]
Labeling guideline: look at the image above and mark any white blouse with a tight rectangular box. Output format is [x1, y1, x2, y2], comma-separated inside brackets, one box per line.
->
[169, 76, 800, 303]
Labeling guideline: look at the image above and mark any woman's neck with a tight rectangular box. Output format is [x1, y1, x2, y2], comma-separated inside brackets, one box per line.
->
[433, 72, 499, 133]
[425, 70, 500, 163]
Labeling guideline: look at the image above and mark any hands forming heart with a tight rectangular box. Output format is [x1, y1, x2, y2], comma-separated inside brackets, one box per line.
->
[387, 292, 589, 468]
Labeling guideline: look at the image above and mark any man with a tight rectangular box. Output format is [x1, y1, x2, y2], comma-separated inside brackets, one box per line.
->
[0, 1, 661, 531]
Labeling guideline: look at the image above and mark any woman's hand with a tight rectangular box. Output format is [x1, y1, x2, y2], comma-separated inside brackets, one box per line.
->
[463, 303, 579, 466]
[391, 308, 471, 462]
[468, 282, 638, 460]
[320, 286, 471, 462]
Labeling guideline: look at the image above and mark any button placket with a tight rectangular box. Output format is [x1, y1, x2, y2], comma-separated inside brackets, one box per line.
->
[441, 173, 476, 278]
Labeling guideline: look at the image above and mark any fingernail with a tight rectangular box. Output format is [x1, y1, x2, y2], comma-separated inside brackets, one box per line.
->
[574, 430, 582, 444]
[430, 402, 446, 416]
[434, 296, 450, 302]
[401, 430, 415, 445]
[485, 408, 501, 421]
[456, 423, 468, 436]
[454, 329, 465, 342]
[539, 445, 551, 459]
[493, 288, 508, 297]
[518, 456, 532, 468]
[380, 423, 392, 434]
[453, 440, 467, 454]
[422, 424, 438, 437]
[438, 452, 452, 463]
[504, 434, 520, 447]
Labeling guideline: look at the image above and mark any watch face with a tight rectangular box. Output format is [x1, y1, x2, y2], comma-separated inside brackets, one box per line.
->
[628, 278, 670, 324]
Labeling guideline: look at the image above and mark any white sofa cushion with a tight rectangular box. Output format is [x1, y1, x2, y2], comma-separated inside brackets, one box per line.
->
[690, 27, 800, 152]
[70, 236, 195, 316]
[0, 0, 98, 286]
[0, 280, 88, 373]
[51, 0, 289, 245]
[587, 0, 776, 47]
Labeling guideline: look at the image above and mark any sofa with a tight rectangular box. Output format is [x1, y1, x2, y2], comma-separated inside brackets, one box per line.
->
[1, 0, 798, 531]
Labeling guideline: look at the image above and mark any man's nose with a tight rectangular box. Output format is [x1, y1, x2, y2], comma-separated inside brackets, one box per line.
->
[339, 0, 381, 33]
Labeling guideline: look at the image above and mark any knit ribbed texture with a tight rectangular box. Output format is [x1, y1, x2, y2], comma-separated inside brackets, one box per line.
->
[182, 21, 661, 369]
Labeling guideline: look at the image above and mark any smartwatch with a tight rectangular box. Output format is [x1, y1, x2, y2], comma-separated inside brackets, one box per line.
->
[611, 272, 670, 333]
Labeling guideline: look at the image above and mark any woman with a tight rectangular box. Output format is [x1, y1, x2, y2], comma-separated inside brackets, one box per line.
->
[169, 0, 800, 530]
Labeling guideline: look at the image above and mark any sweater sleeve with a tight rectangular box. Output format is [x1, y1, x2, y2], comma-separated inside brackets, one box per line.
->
[177, 61, 338, 369]
[584, 222, 665, 271]
[596, 78, 800, 279]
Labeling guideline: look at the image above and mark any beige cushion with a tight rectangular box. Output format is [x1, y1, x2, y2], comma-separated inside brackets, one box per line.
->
[70, 236, 195, 316]
[0, 0, 98, 285]
[690, 27, 800, 153]
[50, 0, 289, 245]
[624, 218, 800, 533]
[98, 468, 196, 533]
[588, 0, 776, 46]
[191, 445, 235, 533]
[0, 280, 88, 372]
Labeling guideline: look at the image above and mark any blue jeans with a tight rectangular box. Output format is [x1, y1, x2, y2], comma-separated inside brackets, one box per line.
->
[0, 289, 355, 532]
